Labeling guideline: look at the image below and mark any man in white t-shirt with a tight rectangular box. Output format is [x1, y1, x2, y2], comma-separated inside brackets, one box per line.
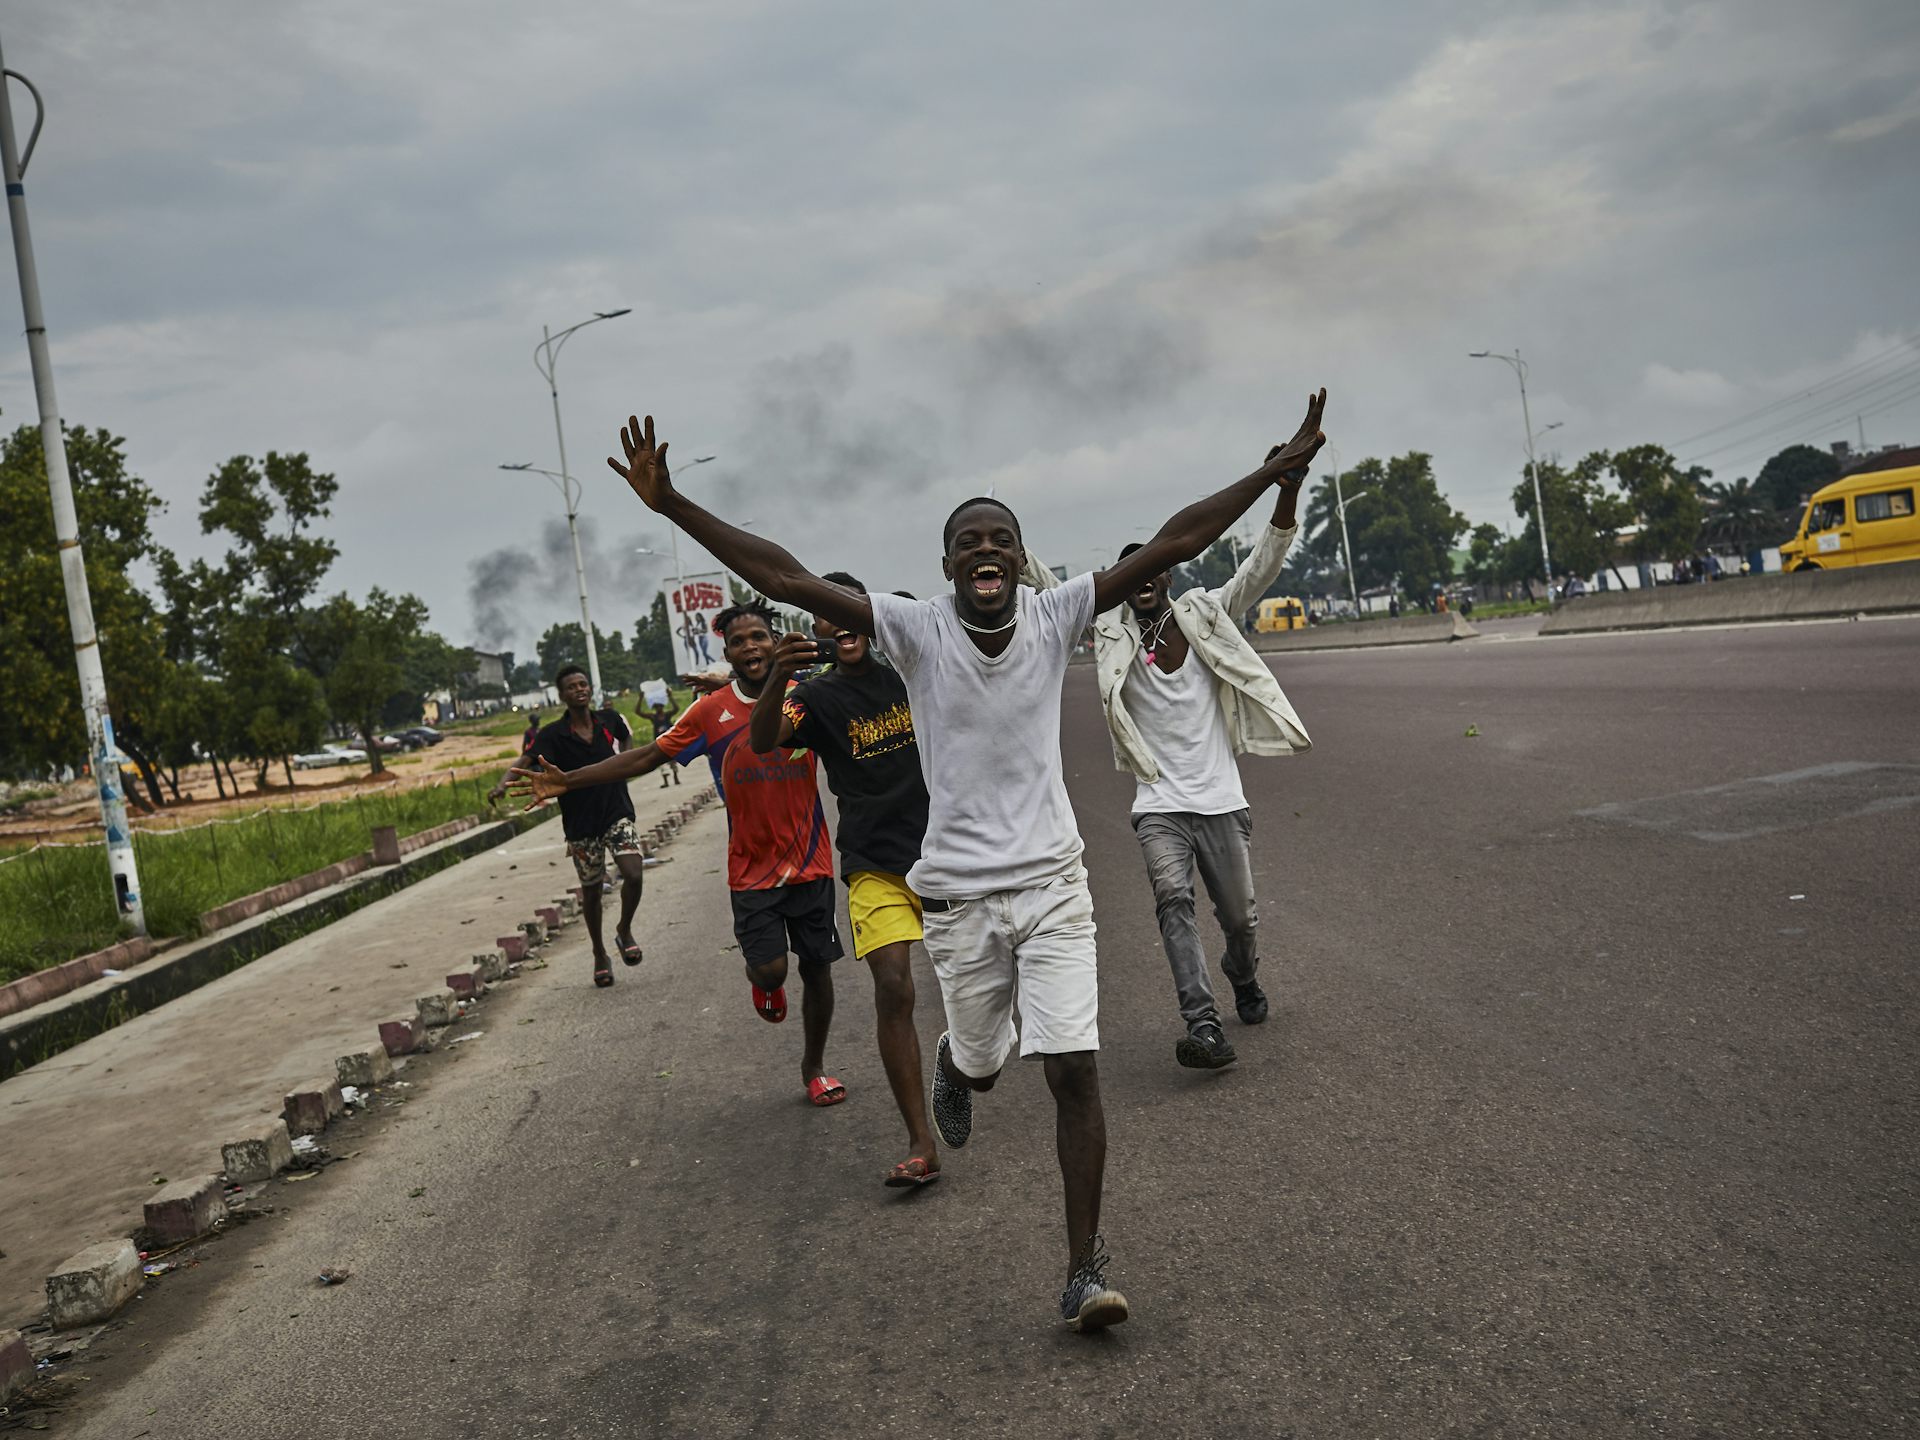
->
[1027, 471, 1313, 1070]
[602, 392, 1328, 1331]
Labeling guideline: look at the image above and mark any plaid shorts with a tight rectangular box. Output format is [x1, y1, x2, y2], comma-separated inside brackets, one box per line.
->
[567, 817, 644, 885]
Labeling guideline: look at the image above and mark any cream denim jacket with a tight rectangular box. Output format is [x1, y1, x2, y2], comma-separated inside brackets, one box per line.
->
[1024, 524, 1312, 783]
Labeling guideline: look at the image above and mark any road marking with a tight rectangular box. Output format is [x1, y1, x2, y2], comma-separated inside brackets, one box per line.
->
[1578, 761, 1920, 842]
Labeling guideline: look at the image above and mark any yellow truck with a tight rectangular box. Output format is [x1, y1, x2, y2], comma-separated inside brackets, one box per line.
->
[1779, 464, 1920, 571]
[1254, 596, 1308, 632]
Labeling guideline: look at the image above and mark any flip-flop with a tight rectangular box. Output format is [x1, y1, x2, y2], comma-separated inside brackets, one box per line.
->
[883, 1155, 940, 1188]
[806, 1075, 847, 1107]
[616, 932, 644, 967]
[593, 956, 614, 988]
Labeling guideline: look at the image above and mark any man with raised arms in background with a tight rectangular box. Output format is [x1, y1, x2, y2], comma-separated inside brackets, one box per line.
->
[1023, 459, 1313, 1071]
[604, 391, 1327, 1331]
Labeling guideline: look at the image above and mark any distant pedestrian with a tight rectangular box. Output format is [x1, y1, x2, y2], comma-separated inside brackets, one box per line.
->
[520, 712, 541, 754]
[648, 699, 682, 787]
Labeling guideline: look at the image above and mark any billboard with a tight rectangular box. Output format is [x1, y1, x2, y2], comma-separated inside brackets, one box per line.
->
[666, 573, 729, 675]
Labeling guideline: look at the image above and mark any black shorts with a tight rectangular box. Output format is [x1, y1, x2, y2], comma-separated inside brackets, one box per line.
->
[730, 878, 844, 971]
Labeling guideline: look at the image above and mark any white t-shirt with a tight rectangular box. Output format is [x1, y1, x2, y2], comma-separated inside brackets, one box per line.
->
[1122, 645, 1246, 816]
[870, 575, 1098, 898]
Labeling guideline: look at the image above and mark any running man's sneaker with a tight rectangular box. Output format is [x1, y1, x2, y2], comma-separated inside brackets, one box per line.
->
[929, 1031, 973, 1149]
[1232, 979, 1269, 1026]
[1060, 1234, 1129, 1332]
[1174, 1020, 1238, 1070]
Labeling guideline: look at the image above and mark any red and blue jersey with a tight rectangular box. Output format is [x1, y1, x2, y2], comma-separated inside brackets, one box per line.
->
[655, 682, 832, 891]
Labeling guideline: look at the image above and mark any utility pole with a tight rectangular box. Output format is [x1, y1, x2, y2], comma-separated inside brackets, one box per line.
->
[1471, 349, 1553, 592]
[1, 40, 145, 933]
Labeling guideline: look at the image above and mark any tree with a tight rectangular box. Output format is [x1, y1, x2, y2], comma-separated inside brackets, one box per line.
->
[0, 422, 176, 801]
[1700, 476, 1790, 554]
[1463, 523, 1505, 589]
[1507, 453, 1636, 588]
[1754, 444, 1838, 516]
[1613, 444, 1705, 568]
[536, 622, 589, 681]
[507, 658, 546, 694]
[631, 594, 675, 679]
[197, 450, 340, 664]
[306, 590, 431, 776]
[1341, 452, 1468, 601]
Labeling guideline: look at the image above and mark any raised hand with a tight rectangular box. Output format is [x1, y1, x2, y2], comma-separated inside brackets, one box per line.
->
[682, 670, 729, 695]
[1261, 388, 1328, 486]
[503, 755, 569, 810]
[608, 414, 672, 511]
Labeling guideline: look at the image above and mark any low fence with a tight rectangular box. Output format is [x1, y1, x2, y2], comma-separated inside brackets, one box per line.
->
[1251, 612, 1478, 651]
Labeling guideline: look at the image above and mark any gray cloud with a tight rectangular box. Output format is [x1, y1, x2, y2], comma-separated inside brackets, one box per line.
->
[3, 0, 1915, 641]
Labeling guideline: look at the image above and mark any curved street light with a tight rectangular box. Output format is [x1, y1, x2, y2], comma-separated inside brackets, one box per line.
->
[530, 308, 631, 700]
[1471, 348, 1553, 588]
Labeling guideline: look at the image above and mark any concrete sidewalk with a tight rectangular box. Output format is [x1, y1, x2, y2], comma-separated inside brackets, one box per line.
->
[0, 775, 707, 1325]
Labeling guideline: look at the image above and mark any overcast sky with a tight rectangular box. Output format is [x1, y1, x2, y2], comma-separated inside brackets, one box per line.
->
[5, 0, 1917, 659]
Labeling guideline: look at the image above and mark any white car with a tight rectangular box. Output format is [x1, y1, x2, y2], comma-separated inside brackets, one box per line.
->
[291, 745, 368, 770]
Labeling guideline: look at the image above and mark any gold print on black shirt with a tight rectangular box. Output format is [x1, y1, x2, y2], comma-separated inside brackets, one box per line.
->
[846, 700, 915, 759]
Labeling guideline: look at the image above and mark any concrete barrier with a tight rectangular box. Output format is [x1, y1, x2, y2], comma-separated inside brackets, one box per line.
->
[1541, 559, 1920, 635]
[1251, 612, 1477, 652]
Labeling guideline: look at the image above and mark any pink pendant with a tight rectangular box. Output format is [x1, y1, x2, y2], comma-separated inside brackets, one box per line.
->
[1144, 650, 1156, 665]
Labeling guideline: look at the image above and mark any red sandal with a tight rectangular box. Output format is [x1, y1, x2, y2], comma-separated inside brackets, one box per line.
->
[806, 1075, 847, 1107]
[752, 983, 787, 1023]
[884, 1155, 940, 1188]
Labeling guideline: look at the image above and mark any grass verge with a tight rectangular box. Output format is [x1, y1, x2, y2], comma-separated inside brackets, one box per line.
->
[0, 768, 514, 984]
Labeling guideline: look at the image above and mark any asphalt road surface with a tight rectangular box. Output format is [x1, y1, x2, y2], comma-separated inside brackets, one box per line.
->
[49, 616, 1920, 1439]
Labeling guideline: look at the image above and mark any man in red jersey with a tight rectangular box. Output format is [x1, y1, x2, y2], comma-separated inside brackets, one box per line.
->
[510, 599, 847, 1107]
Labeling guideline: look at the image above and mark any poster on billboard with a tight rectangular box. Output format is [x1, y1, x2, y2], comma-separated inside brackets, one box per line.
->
[666, 573, 729, 675]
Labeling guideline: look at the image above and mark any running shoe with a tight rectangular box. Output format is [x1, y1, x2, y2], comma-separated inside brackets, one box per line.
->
[1174, 1020, 1238, 1070]
[1232, 979, 1269, 1026]
[1060, 1234, 1129, 1332]
[929, 1031, 973, 1149]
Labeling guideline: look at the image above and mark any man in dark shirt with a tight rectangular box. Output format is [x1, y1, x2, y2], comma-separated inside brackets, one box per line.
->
[748, 571, 940, 1188]
[489, 665, 643, 988]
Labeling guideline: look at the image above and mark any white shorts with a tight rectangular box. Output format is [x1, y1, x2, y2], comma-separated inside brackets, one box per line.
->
[918, 868, 1099, 1075]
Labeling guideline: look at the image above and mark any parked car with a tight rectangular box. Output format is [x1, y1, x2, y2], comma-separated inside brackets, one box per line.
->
[291, 744, 366, 770]
[400, 726, 444, 746]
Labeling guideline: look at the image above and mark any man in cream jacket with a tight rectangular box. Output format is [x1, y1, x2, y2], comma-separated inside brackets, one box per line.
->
[1027, 462, 1311, 1070]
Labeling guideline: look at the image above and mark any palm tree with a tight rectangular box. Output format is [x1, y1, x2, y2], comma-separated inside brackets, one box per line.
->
[1700, 477, 1789, 554]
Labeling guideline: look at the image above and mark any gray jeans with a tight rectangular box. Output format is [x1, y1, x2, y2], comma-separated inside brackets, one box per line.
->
[1132, 809, 1259, 1027]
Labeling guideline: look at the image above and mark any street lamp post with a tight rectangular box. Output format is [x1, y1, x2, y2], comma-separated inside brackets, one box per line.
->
[533, 308, 630, 700]
[1, 42, 145, 933]
[1471, 349, 1553, 591]
[1330, 453, 1373, 615]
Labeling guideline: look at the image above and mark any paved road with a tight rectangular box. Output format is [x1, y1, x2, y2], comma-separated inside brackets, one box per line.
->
[51, 617, 1920, 1438]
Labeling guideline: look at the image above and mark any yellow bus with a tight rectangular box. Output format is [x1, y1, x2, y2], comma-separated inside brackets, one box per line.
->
[1254, 596, 1308, 632]
[1779, 464, 1920, 571]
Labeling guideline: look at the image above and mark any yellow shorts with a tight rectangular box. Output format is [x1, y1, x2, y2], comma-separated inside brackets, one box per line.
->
[847, 871, 923, 959]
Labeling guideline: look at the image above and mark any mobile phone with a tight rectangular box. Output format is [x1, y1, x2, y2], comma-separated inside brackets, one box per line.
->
[809, 638, 840, 666]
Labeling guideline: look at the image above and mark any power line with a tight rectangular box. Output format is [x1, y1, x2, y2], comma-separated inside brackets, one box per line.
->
[1668, 332, 1920, 450]
[1705, 374, 1920, 477]
[1684, 354, 1920, 465]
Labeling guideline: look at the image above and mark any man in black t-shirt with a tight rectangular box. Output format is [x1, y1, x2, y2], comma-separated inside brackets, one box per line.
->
[747, 570, 940, 1188]
[489, 665, 643, 988]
